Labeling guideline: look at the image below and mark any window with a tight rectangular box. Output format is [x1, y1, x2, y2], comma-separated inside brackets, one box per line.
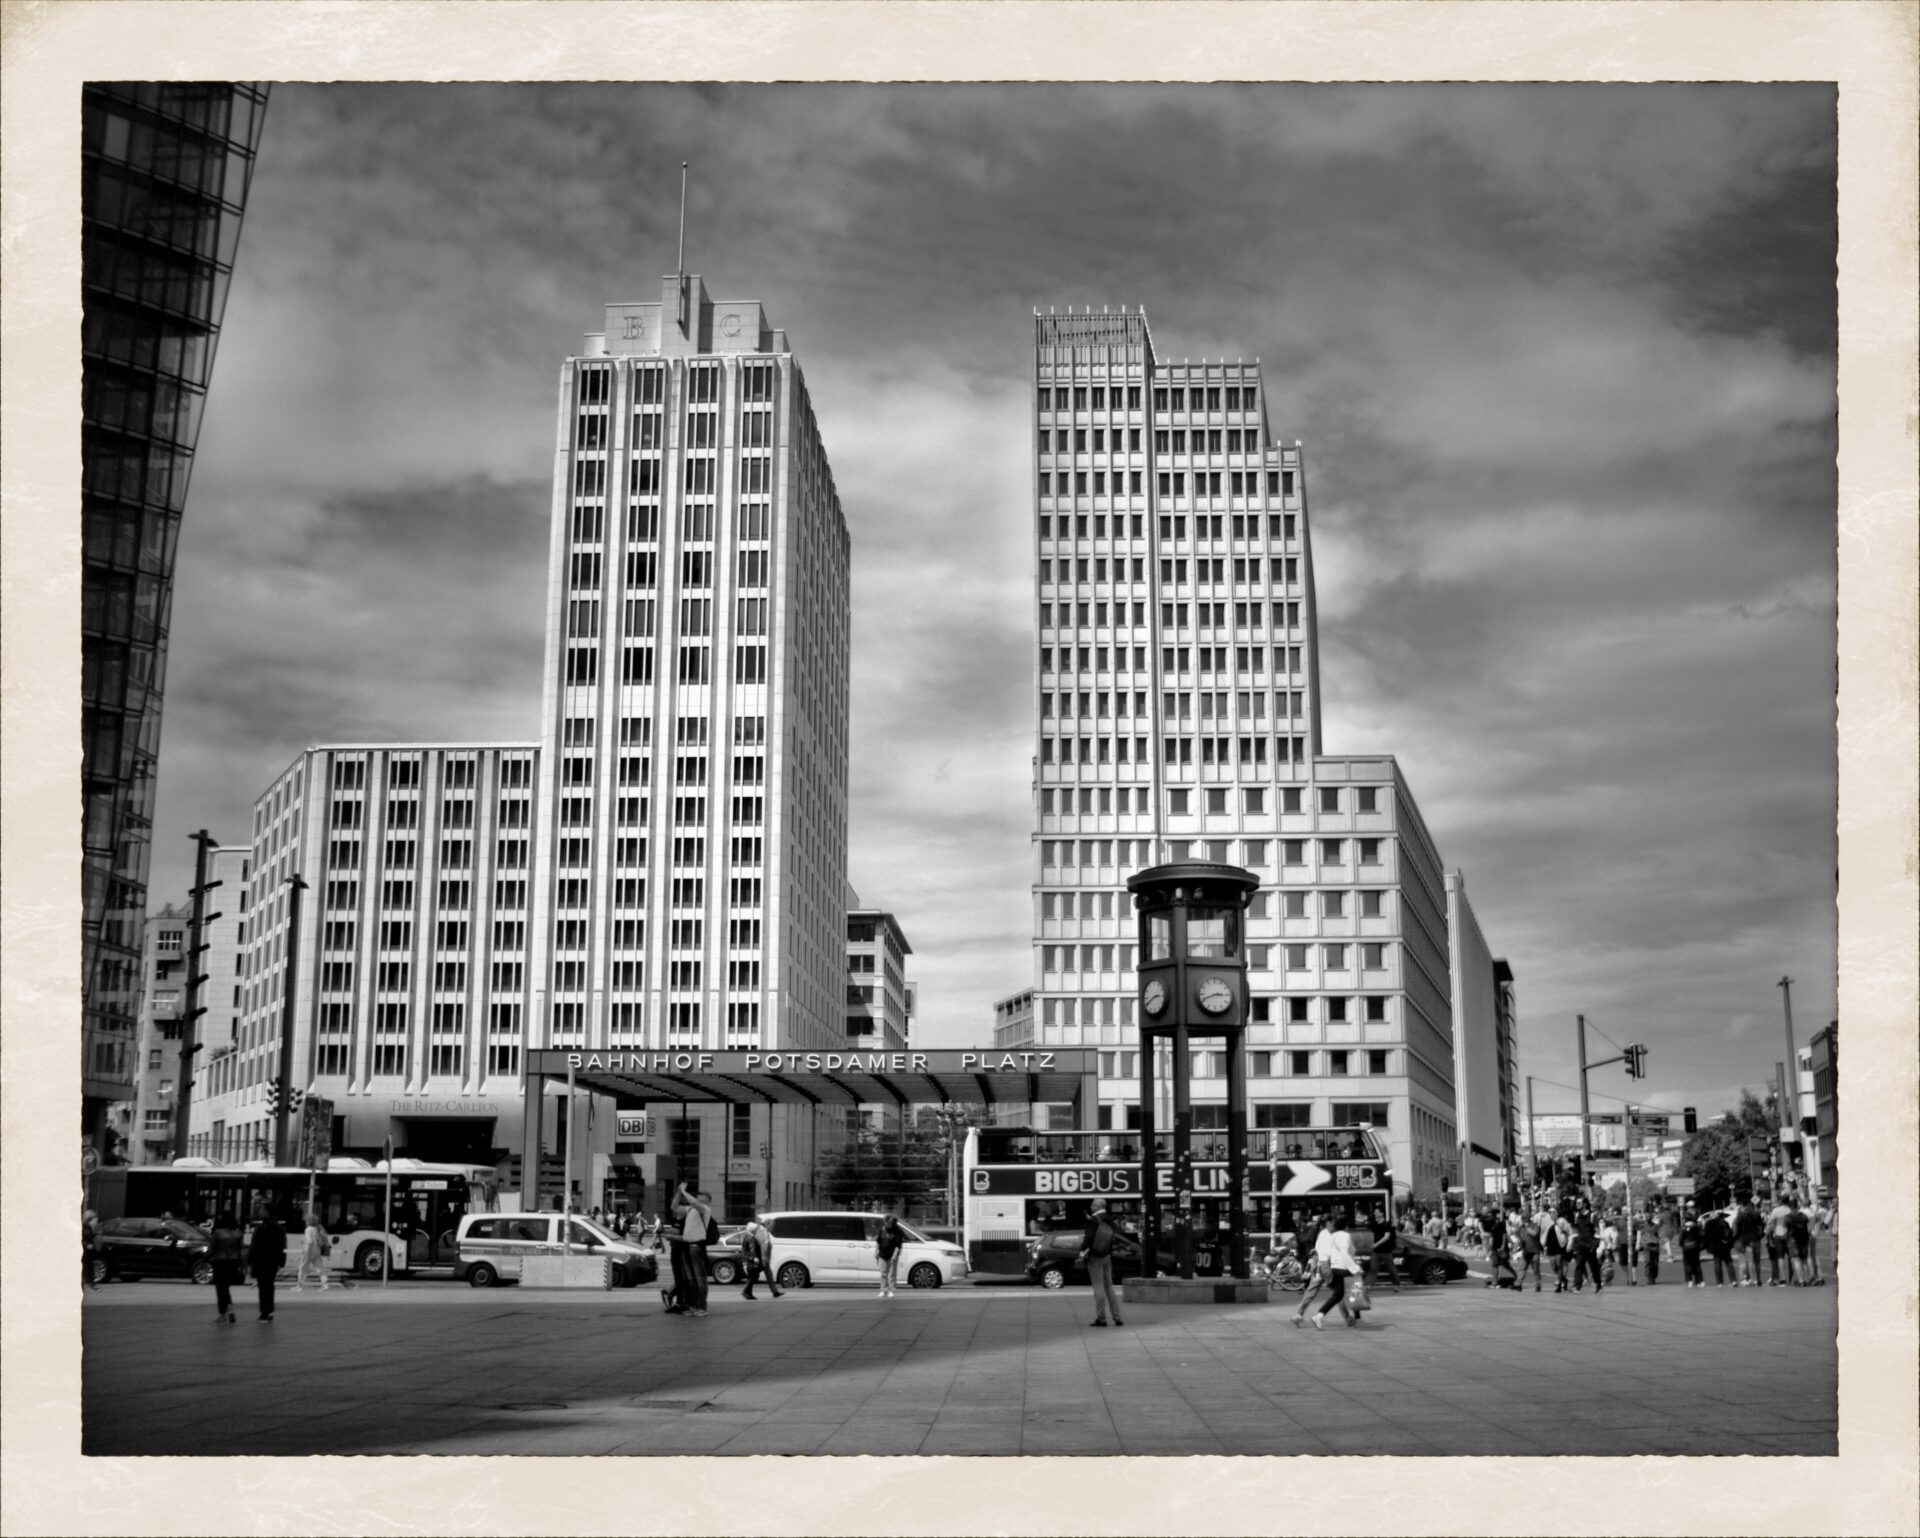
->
[1358, 838, 1383, 864]
[1287, 997, 1309, 1023]
[1319, 839, 1345, 864]
[1243, 789, 1265, 814]
[1329, 1050, 1350, 1076]
[1288, 1050, 1312, 1075]
[1319, 787, 1341, 813]
[1361, 943, 1388, 969]
[1357, 787, 1379, 813]
[1331, 1102, 1389, 1129]
[1368, 1049, 1390, 1073]
[1361, 890, 1385, 918]
[1322, 891, 1346, 918]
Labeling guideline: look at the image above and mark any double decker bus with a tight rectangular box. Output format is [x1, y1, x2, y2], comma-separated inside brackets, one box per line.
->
[91, 1158, 499, 1278]
[962, 1123, 1394, 1279]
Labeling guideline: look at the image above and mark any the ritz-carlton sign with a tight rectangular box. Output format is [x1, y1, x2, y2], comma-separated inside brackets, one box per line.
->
[558, 1049, 1065, 1074]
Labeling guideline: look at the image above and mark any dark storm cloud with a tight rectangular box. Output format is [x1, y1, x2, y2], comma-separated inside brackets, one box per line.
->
[149, 83, 1836, 1107]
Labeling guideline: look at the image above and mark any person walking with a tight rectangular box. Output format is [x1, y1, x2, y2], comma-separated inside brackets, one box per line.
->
[1518, 1213, 1544, 1291]
[1732, 1197, 1764, 1286]
[1367, 1211, 1403, 1293]
[1484, 1209, 1517, 1289]
[294, 1210, 332, 1292]
[1549, 1209, 1574, 1293]
[875, 1212, 904, 1299]
[738, 1211, 782, 1299]
[1291, 1244, 1329, 1326]
[1678, 1203, 1705, 1287]
[663, 1182, 712, 1316]
[1763, 1195, 1793, 1285]
[207, 1209, 245, 1323]
[1312, 1211, 1365, 1328]
[1703, 1205, 1735, 1286]
[1077, 1199, 1124, 1327]
[1568, 1206, 1603, 1294]
[247, 1203, 287, 1322]
[1785, 1196, 1813, 1285]
[1637, 1216, 1661, 1284]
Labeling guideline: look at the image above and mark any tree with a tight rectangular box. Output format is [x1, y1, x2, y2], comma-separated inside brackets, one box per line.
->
[1675, 1086, 1774, 1206]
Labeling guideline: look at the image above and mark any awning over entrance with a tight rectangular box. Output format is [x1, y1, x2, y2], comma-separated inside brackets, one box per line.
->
[518, 1047, 1099, 1210]
[523, 1046, 1096, 1111]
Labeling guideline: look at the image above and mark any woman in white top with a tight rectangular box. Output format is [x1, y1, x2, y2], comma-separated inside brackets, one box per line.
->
[1311, 1213, 1364, 1328]
[294, 1210, 331, 1292]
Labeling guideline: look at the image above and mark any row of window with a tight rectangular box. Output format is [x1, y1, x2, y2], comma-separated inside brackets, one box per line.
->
[323, 877, 528, 913]
[329, 757, 530, 793]
[1035, 383, 1264, 416]
[1094, 1048, 1396, 1080]
[1038, 735, 1312, 768]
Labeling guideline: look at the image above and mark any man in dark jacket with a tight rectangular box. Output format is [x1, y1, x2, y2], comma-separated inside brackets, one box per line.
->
[1367, 1212, 1403, 1292]
[247, 1203, 288, 1322]
[1077, 1199, 1125, 1327]
[1703, 1206, 1735, 1286]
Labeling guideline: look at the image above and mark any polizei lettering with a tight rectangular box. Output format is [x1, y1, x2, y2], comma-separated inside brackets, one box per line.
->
[957, 1051, 1056, 1071]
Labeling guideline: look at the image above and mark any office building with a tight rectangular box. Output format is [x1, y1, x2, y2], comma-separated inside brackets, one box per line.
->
[1808, 1022, 1836, 1193]
[80, 83, 268, 1154]
[1028, 307, 1466, 1205]
[527, 270, 852, 1216]
[1493, 959, 1520, 1169]
[846, 902, 914, 1051]
[1447, 871, 1509, 1198]
[991, 989, 1035, 1051]
[189, 743, 540, 1164]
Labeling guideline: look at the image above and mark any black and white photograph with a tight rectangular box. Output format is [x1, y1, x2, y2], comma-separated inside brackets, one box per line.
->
[5, 4, 1916, 1535]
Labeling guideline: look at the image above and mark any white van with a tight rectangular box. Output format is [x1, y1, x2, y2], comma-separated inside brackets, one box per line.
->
[759, 1212, 969, 1290]
[454, 1212, 659, 1289]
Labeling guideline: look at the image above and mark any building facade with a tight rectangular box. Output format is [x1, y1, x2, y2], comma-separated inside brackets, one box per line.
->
[525, 271, 852, 1215]
[189, 744, 541, 1165]
[1026, 308, 1462, 1205]
[1807, 1022, 1837, 1194]
[128, 904, 190, 1164]
[81, 83, 268, 1153]
[1446, 871, 1508, 1198]
[846, 903, 914, 1051]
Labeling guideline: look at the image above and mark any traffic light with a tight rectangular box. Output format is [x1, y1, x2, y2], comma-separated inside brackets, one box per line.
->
[1624, 1043, 1648, 1079]
[1683, 1106, 1698, 1134]
[1565, 1154, 1583, 1186]
[265, 1081, 281, 1115]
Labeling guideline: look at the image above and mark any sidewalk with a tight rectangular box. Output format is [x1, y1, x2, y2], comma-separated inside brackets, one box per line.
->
[81, 1277, 1837, 1456]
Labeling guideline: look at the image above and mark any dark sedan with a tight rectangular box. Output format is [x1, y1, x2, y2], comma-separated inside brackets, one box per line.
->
[1024, 1228, 1185, 1288]
[93, 1217, 213, 1285]
[1379, 1238, 1470, 1284]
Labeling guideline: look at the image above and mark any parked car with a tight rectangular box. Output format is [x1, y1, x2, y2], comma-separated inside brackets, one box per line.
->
[453, 1212, 659, 1289]
[1384, 1238, 1470, 1284]
[93, 1217, 213, 1285]
[1025, 1227, 1173, 1288]
[757, 1212, 969, 1290]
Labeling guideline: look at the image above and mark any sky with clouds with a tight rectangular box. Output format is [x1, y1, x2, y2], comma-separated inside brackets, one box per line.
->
[152, 83, 1837, 1125]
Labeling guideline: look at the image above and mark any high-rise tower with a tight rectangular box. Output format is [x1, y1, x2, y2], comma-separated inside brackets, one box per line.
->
[1030, 308, 1462, 1206]
[528, 271, 852, 1214]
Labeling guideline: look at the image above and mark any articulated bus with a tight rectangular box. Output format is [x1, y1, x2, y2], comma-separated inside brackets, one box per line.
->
[962, 1124, 1394, 1279]
[91, 1158, 499, 1277]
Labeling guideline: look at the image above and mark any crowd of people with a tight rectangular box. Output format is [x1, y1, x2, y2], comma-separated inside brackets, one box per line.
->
[1470, 1191, 1833, 1292]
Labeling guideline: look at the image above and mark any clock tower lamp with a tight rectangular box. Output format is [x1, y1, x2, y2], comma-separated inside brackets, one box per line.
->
[1128, 860, 1260, 1281]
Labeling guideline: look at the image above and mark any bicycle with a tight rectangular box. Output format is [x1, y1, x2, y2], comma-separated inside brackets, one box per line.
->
[1257, 1250, 1310, 1292]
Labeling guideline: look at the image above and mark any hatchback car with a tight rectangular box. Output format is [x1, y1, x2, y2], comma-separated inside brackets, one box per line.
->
[93, 1217, 213, 1285]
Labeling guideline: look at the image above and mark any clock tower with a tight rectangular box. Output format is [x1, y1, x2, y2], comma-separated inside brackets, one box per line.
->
[1128, 860, 1260, 1279]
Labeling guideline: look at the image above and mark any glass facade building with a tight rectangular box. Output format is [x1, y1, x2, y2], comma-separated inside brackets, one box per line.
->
[81, 83, 268, 1148]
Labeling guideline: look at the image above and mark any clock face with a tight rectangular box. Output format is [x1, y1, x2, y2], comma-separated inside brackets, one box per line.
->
[1197, 977, 1234, 1015]
[1142, 979, 1168, 1017]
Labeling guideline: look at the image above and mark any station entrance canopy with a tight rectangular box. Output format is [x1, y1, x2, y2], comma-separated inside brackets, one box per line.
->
[519, 1047, 1098, 1207]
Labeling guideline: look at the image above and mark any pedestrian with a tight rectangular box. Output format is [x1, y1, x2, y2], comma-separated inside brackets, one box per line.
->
[1312, 1210, 1365, 1328]
[1518, 1213, 1544, 1291]
[1703, 1205, 1735, 1285]
[1764, 1195, 1793, 1285]
[1077, 1198, 1124, 1327]
[82, 1209, 101, 1290]
[247, 1203, 287, 1323]
[1732, 1197, 1764, 1286]
[1549, 1209, 1573, 1293]
[874, 1212, 904, 1298]
[1678, 1203, 1705, 1287]
[1291, 1246, 1328, 1326]
[1597, 1212, 1620, 1286]
[207, 1209, 244, 1323]
[662, 1182, 711, 1316]
[1366, 1210, 1403, 1292]
[1485, 1209, 1517, 1288]
[294, 1209, 332, 1292]
[1659, 1201, 1681, 1264]
[1568, 1206, 1603, 1294]
[1424, 1209, 1445, 1247]
[1785, 1196, 1813, 1285]
[738, 1210, 782, 1299]
[1636, 1217, 1660, 1284]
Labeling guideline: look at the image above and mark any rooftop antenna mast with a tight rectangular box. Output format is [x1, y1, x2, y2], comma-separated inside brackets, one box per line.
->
[677, 161, 689, 273]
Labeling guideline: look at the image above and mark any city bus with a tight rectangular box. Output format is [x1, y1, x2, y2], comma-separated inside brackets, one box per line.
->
[962, 1123, 1394, 1279]
[90, 1158, 499, 1278]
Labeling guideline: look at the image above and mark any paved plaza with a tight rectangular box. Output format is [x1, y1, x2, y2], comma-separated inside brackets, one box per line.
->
[82, 1270, 1837, 1457]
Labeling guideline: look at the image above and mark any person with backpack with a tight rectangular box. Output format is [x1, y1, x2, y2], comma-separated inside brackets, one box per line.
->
[874, 1212, 904, 1298]
[737, 1210, 782, 1300]
[1518, 1212, 1544, 1291]
[1678, 1202, 1705, 1287]
[1785, 1196, 1813, 1285]
[1546, 1207, 1570, 1292]
[1732, 1197, 1765, 1286]
[1076, 1199, 1125, 1327]
[1703, 1205, 1735, 1286]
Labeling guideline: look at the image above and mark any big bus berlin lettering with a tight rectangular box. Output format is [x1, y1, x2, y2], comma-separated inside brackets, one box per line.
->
[90, 1159, 499, 1279]
[963, 1125, 1395, 1278]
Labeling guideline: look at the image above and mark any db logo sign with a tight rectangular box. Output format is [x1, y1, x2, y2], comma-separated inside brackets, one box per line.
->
[972, 1170, 990, 1193]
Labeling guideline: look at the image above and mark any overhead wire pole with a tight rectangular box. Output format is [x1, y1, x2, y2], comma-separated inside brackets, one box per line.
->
[270, 874, 308, 1167]
[171, 830, 221, 1161]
